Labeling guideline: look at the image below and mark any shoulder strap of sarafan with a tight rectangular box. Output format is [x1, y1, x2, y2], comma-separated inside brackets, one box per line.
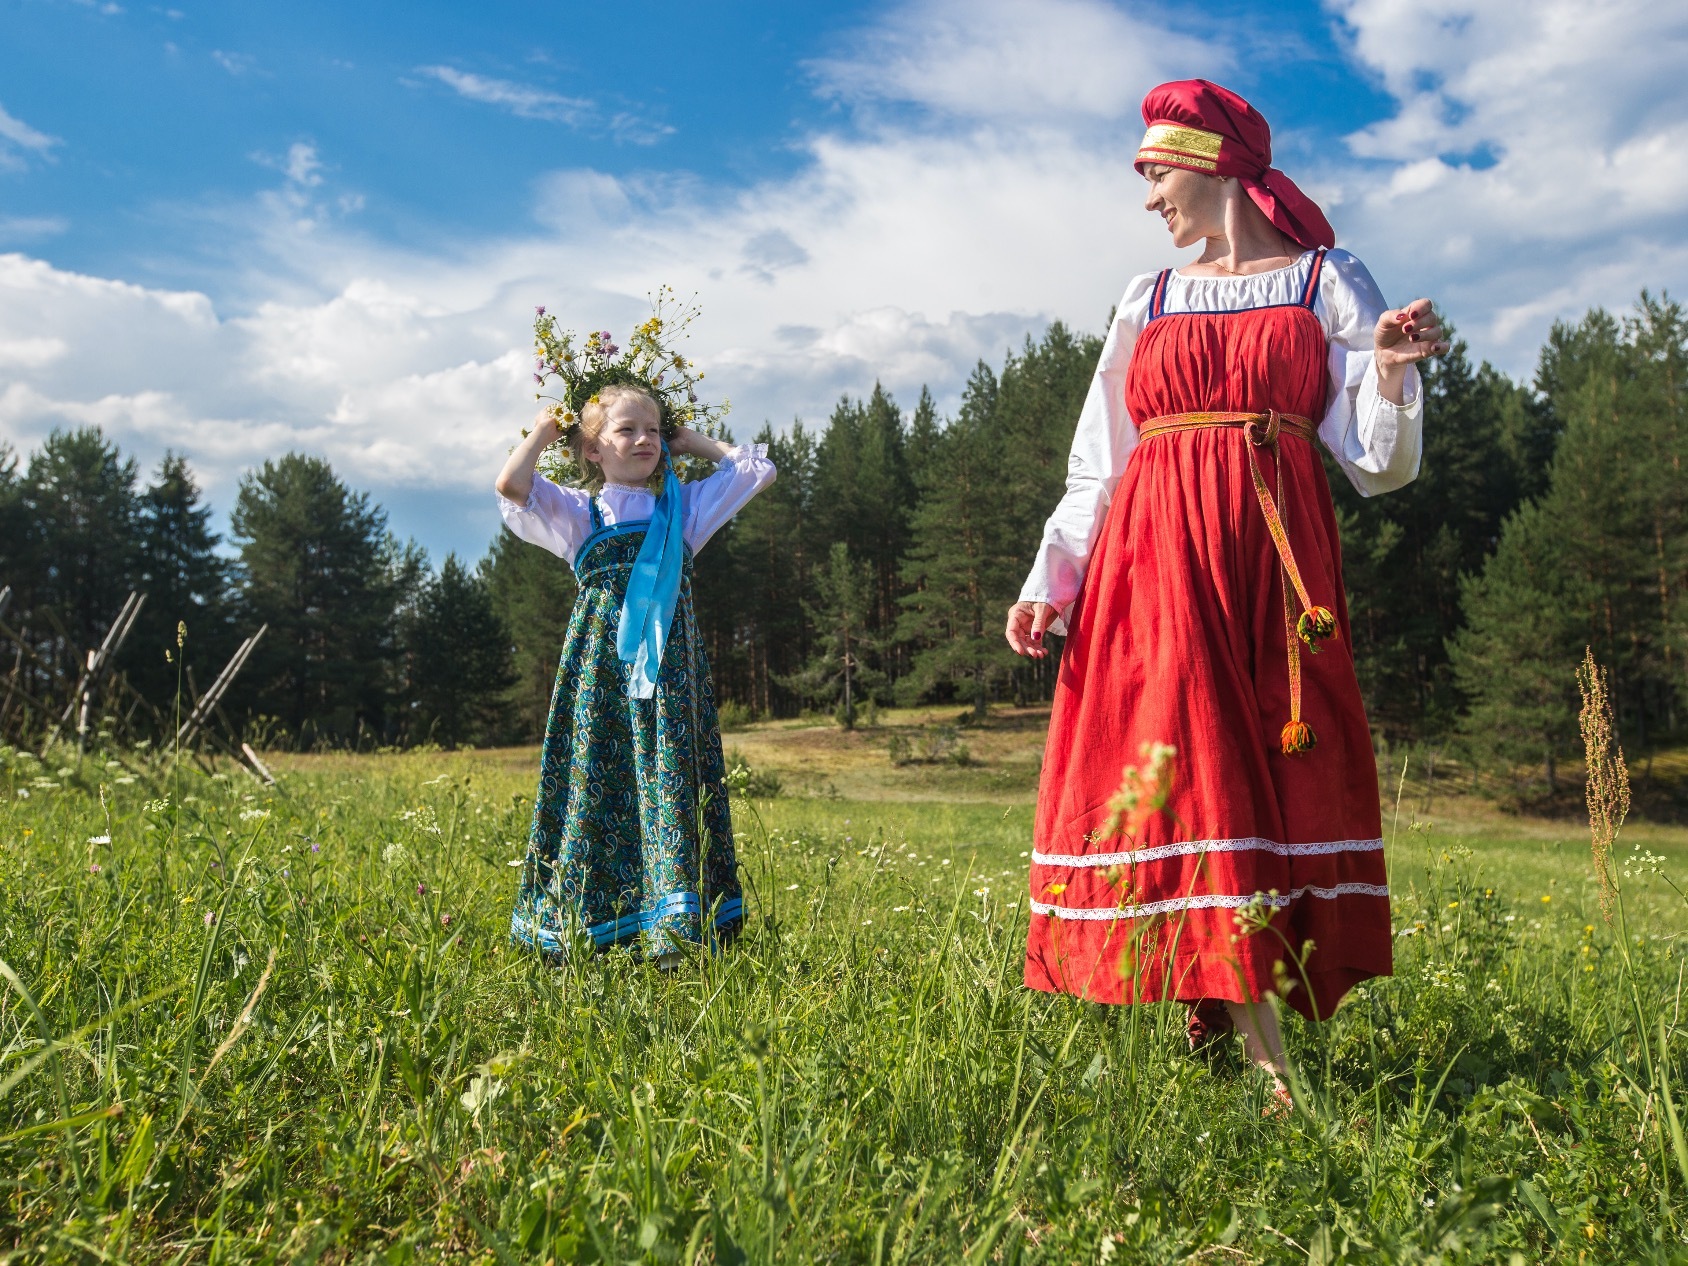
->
[1148, 268, 1173, 321]
[1300, 246, 1328, 310]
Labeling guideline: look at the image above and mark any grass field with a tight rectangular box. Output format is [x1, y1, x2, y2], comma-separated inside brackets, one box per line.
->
[1, 709, 1686, 1263]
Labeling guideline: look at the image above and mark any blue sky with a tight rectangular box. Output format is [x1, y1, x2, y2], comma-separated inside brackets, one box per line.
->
[3, 0, 1685, 565]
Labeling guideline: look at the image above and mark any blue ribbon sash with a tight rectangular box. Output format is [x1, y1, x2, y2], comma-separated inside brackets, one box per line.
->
[615, 444, 684, 699]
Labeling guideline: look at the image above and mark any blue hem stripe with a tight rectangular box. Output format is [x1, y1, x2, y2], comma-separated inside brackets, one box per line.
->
[511, 895, 744, 955]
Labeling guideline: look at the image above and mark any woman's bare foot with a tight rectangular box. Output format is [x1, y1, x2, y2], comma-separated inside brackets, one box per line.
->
[1224, 999, 1289, 1078]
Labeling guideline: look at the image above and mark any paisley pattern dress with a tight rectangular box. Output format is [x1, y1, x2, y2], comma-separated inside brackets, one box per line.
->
[500, 448, 775, 957]
[510, 510, 740, 954]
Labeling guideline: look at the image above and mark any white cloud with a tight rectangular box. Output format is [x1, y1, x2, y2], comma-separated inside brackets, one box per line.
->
[415, 66, 672, 146]
[211, 50, 258, 76]
[417, 66, 595, 126]
[811, 0, 1222, 122]
[0, 101, 60, 170]
[0, 215, 68, 243]
[1327, 0, 1688, 365]
[1, 0, 1685, 562]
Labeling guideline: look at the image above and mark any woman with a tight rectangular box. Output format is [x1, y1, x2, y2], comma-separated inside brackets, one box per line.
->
[1005, 79, 1445, 1100]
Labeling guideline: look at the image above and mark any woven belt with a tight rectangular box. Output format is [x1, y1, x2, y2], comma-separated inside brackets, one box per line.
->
[1139, 410, 1337, 757]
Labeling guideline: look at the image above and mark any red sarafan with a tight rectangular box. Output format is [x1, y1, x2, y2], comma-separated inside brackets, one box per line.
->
[1024, 248, 1392, 1021]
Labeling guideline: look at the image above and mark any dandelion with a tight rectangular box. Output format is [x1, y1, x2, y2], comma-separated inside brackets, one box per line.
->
[1541, 895, 1552, 904]
[1045, 882, 1067, 896]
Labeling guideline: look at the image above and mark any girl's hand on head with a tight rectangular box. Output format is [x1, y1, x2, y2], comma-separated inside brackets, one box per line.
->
[1005, 601, 1057, 658]
[1374, 299, 1450, 368]
[666, 425, 696, 458]
[532, 405, 565, 440]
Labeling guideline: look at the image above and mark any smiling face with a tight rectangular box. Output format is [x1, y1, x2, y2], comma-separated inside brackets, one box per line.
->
[582, 391, 663, 486]
[1141, 163, 1228, 248]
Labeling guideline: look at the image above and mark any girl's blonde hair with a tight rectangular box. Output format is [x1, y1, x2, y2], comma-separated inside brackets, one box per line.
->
[569, 383, 664, 492]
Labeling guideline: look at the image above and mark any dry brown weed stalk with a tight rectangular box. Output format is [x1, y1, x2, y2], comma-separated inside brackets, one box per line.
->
[1575, 646, 1629, 925]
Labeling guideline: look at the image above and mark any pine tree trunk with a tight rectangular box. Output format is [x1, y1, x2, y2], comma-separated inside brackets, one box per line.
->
[841, 623, 854, 731]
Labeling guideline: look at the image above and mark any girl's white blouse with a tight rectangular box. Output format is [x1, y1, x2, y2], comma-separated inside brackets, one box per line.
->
[1020, 248, 1424, 632]
[498, 443, 777, 568]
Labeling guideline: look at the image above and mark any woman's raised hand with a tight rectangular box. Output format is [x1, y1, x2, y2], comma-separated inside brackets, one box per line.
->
[1005, 601, 1058, 659]
[1374, 299, 1450, 367]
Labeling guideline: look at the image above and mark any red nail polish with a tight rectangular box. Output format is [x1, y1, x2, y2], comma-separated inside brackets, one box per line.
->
[1031, 631, 1043, 642]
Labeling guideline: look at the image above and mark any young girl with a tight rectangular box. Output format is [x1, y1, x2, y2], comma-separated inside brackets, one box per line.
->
[494, 382, 776, 959]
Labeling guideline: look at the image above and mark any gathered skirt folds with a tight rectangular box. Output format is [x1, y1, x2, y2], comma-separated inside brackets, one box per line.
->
[510, 525, 742, 956]
[1024, 428, 1392, 1020]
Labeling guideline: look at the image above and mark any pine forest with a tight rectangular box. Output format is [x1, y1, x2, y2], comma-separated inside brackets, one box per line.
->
[1, 294, 1683, 795]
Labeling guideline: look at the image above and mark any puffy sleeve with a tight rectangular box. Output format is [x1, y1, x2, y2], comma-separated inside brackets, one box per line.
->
[1017, 272, 1156, 633]
[497, 472, 592, 565]
[1317, 248, 1424, 496]
[682, 442, 778, 552]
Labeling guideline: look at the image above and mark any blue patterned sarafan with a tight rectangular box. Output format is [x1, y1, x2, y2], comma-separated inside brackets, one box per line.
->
[510, 518, 740, 956]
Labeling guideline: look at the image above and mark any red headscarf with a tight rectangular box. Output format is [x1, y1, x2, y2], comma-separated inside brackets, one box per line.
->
[1135, 79, 1335, 251]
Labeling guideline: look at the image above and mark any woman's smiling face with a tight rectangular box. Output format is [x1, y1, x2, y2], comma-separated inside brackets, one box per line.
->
[1142, 163, 1227, 249]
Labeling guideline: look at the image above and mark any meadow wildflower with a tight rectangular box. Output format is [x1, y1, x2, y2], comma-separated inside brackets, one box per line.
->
[87, 834, 110, 845]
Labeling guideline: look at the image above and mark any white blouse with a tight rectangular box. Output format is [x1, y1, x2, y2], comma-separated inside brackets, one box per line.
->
[1020, 248, 1423, 632]
[498, 443, 777, 569]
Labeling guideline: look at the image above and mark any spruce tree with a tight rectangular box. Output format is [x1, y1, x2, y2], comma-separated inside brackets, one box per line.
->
[127, 453, 234, 705]
[1329, 335, 1538, 737]
[897, 363, 1021, 717]
[401, 553, 515, 746]
[482, 525, 579, 740]
[714, 423, 817, 716]
[780, 540, 881, 728]
[19, 428, 143, 657]
[1452, 296, 1688, 783]
[230, 453, 404, 743]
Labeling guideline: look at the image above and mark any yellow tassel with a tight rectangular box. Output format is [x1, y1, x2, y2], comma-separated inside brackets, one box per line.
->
[1280, 720, 1317, 756]
[1296, 605, 1338, 651]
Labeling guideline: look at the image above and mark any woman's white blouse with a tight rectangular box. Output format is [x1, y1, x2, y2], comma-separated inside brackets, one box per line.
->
[498, 443, 777, 568]
[1020, 248, 1423, 632]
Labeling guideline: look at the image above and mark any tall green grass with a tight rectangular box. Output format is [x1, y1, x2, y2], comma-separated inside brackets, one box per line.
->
[0, 742, 1683, 1262]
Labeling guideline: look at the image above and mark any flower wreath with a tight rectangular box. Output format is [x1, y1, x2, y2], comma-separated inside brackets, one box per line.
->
[530, 286, 730, 484]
